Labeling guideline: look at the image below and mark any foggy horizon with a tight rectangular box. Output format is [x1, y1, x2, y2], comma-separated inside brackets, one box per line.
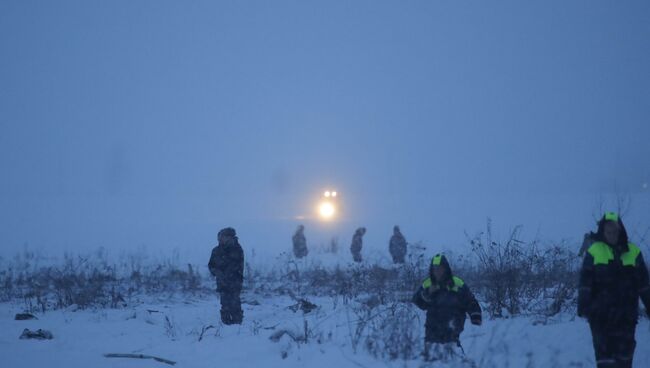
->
[2, 1, 649, 261]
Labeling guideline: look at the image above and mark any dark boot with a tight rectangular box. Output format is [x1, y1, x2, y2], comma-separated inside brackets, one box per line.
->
[613, 325, 635, 368]
[220, 309, 234, 325]
[590, 323, 636, 368]
[220, 290, 243, 325]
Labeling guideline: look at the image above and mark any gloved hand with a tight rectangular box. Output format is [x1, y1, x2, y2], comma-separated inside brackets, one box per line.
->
[470, 313, 482, 326]
[420, 287, 434, 303]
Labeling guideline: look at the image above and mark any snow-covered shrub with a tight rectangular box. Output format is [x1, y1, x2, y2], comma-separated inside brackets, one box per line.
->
[1, 250, 212, 312]
[346, 300, 374, 353]
[0, 231, 583, 318]
[466, 219, 580, 318]
[364, 302, 422, 361]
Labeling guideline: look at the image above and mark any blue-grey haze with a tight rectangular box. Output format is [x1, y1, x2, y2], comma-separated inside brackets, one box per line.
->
[1, 0, 649, 262]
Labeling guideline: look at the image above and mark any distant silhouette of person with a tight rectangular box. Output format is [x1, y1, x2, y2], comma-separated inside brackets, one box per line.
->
[578, 212, 650, 368]
[292, 225, 308, 259]
[389, 225, 407, 264]
[208, 227, 244, 325]
[350, 227, 366, 262]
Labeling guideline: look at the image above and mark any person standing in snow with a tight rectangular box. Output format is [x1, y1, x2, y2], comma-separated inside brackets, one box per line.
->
[208, 227, 244, 325]
[412, 254, 482, 361]
[389, 225, 407, 264]
[578, 212, 650, 368]
[292, 225, 308, 259]
[350, 227, 366, 262]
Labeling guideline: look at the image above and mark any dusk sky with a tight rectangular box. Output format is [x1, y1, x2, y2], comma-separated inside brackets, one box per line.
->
[1, 1, 649, 261]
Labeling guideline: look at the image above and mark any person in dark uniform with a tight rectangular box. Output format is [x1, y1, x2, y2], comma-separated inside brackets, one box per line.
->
[208, 227, 244, 325]
[350, 227, 366, 262]
[412, 254, 482, 361]
[389, 225, 407, 264]
[578, 212, 650, 368]
[292, 225, 308, 259]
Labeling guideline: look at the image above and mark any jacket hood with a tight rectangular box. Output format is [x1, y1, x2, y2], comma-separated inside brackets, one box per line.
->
[429, 254, 453, 287]
[595, 212, 629, 250]
[218, 227, 236, 238]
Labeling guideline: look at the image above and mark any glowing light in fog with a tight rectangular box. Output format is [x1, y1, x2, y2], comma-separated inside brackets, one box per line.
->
[324, 191, 331, 197]
[331, 191, 337, 197]
[319, 202, 335, 219]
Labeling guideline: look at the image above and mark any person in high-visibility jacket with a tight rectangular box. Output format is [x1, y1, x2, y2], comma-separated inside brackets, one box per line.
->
[578, 212, 650, 368]
[412, 254, 482, 360]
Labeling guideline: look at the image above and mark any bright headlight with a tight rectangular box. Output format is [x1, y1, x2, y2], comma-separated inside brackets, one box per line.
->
[319, 202, 335, 219]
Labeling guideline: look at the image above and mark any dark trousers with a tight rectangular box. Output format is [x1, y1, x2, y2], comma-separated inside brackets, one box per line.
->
[425, 331, 460, 345]
[352, 251, 362, 262]
[589, 323, 636, 368]
[219, 289, 243, 325]
[391, 254, 405, 264]
[423, 340, 462, 362]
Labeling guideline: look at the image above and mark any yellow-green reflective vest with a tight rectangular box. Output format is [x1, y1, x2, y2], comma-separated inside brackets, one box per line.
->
[587, 241, 641, 266]
[422, 276, 465, 292]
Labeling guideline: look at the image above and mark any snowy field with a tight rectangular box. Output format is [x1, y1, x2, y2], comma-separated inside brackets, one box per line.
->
[1, 245, 649, 368]
[1, 293, 649, 368]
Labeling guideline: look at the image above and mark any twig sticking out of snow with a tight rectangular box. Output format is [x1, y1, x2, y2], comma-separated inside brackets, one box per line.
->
[263, 323, 280, 330]
[269, 329, 305, 343]
[103, 353, 176, 366]
[198, 324, 215, 341]
[286, 291, 319, 314]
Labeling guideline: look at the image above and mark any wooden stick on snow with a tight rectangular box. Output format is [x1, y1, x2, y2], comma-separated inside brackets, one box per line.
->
[103, 353, 176, 366]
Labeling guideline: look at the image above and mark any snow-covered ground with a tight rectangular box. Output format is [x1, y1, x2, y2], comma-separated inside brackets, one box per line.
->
[1, 292, 648, 368]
